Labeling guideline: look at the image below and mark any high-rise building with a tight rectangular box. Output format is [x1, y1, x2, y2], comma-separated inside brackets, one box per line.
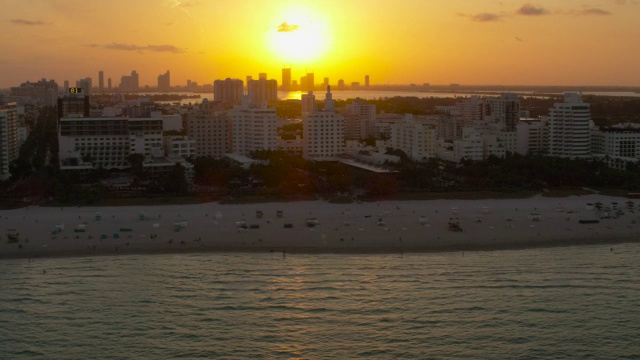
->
[303, 87, 345, 160]
[323, 77, 329, 87]
[63, 80, 70, 93]
[247, 78, 278, 104]
[548, 93, 592, 158]
[301, 91, 315, 115]
[0, 103, 19, 180]
[338, 79, 345, 88]
[228, 102, 278, 155]
[158, 70, 171, 92]
[306, 72, 315, 91]
[365, 75, 370, 88]
[213, 78, 244, 105]
[488, 93, 520, 132]
[120, 71, 139, 92]
[76, 77, 92, 95]
[246, 76, 253, 90]
[98, 71, 104, 91]
[108, 78, 112, 90]
[281, 67, 291, 91]
[345, 98, 376, 139]
[186, 102, 228, 158]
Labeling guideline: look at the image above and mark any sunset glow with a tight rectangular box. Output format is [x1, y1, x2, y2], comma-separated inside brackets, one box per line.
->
[1, 0, 639, 87]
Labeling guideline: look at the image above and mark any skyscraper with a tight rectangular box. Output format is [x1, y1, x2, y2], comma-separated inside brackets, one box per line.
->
[98, 71, 104, 91]
[365, 75, 370, 88]
[213, 78, 244, 105]
[306, 72, 315, 91]
[158, 70, 171, 92]
[281, 67, 291, 91]
[120, 71, 139, 92]
[247, 78, 278, 103]
[108, 78, 112, 90]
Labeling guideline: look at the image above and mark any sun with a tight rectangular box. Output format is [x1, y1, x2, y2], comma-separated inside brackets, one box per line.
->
[267, 13, 329, 64]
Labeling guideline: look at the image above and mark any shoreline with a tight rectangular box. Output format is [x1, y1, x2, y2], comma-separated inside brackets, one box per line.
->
[2, 194, 639, 261]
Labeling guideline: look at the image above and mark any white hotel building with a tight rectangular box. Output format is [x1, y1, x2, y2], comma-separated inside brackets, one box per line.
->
[58, 116, 164, 170]
[228, 99, 278, 155]
[303, 87, 345, 160]
[548, 93, 592, 158]
[389, 115, 438, 161]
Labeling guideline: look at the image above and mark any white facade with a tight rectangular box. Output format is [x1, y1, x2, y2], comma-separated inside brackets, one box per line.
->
[0, 103, 19, 180]
[389, 115, 438, 161]
[186, 108, 228, 159]
[453, 128, 484, 162]
[548, 93, 592, 158]
[591, 125, 640, 169]
[303, 110, 345, 160]
[228, 103, 278, 155]
[58, 116, 163, 169]
[516, 117, 549, 155]
[164, 136, 196, 158]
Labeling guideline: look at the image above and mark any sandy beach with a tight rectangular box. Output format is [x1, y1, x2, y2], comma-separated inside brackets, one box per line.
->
[1, 194, 639, 259]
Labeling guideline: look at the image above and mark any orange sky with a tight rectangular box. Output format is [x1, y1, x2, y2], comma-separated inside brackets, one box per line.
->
[1, 0, 639, 88]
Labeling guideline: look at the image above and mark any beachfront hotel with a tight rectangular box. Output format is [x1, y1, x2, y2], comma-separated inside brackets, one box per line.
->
[303, 87, 345, 160]
[228, 98, 278, 156]
[548, 93, 593, 158]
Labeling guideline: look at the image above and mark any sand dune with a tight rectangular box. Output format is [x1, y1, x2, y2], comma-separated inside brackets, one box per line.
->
[1, 194, 639, 259]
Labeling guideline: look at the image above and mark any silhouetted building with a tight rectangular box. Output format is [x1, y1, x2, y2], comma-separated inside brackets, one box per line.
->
[247, 78, 278, 103]
[282, 67, 291, 91]
[9, 78, 58, 106]
[338, 79, 345, 89]
[108, 78, 112, 90]
[158, 70, 170, 92]
[76, 77, 92, 95]
[365, 75, 370, 88]
[213, 78, 244, 105]
[98, 71, 104, 91]
[120, 71, 139, 91]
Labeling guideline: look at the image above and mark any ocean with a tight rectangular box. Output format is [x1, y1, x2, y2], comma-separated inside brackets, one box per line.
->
[1, 244, 639, 359]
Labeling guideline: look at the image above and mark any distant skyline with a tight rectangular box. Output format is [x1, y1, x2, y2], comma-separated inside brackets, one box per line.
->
[1, 0, 640, 88]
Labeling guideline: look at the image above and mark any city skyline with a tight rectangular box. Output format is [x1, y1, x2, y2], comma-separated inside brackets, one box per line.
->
[1, 0, 640, 88]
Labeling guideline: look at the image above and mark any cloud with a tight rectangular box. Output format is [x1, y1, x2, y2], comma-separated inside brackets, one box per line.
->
[517, 3, 549, 15]
[612, 0, 638, 4]
[515, 36, 524, 42]
[83, 43, 186, 53]
[277, 22, 300, 32]
[578, 8, 612, 15]
[8, 19, 47, 26]
[470, 13, 503, 22]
